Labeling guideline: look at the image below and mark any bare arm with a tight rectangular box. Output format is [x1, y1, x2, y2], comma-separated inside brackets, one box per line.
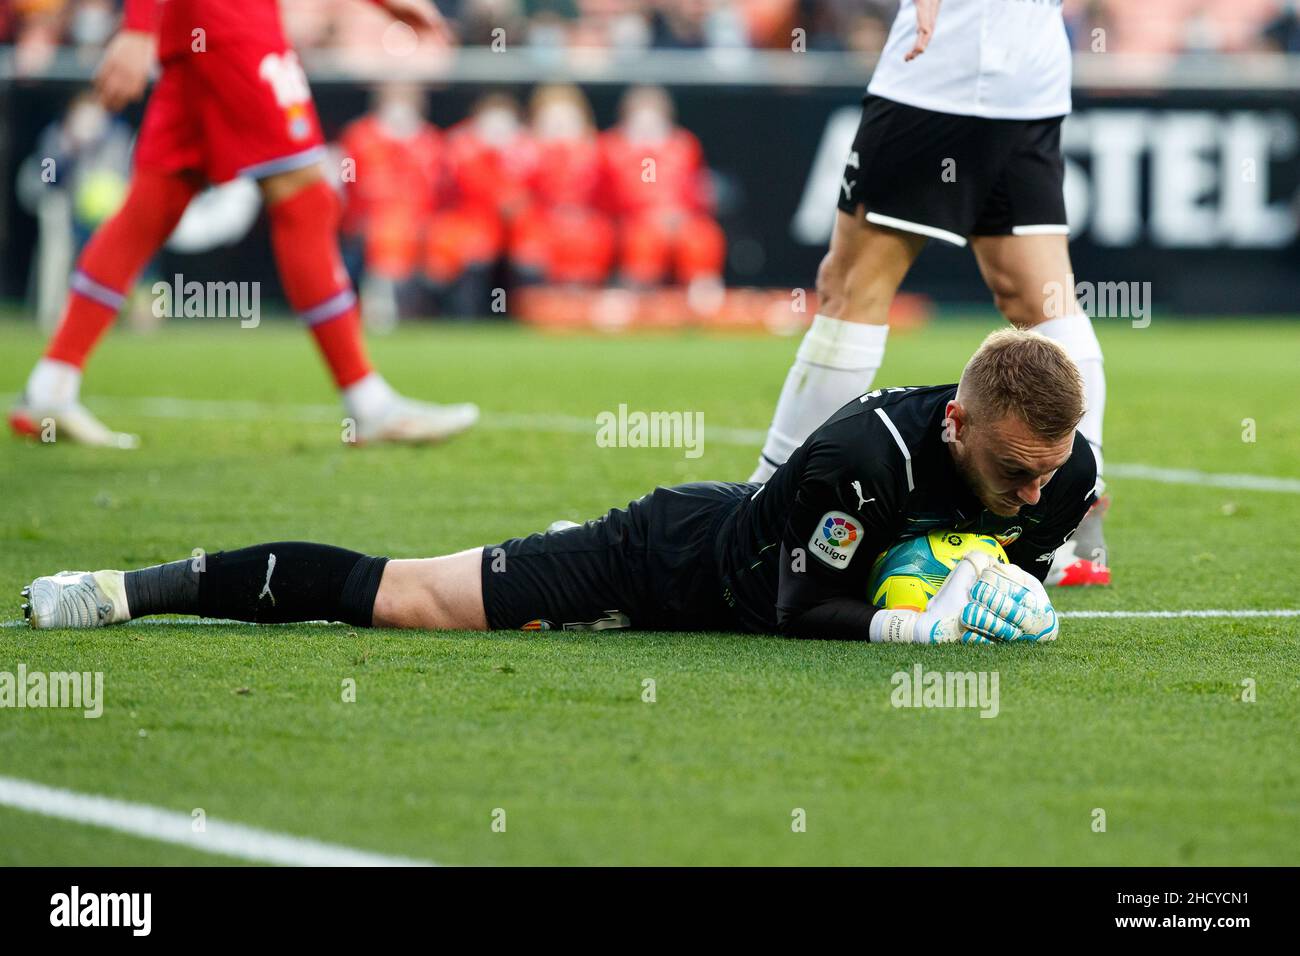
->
[94, 30, 156, 111]
[904, 0, 942, 62]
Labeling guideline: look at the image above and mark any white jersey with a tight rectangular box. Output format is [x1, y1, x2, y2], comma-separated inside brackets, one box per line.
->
[867, 0, 1072, 120]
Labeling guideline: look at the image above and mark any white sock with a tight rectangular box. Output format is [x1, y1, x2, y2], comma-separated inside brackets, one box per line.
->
[1035, 313, 1105, 482]
[95, 569, 132, 624]
[342, 372, 399, 421]
[24, 357, 82, 409]
[750, 315, 889, 482]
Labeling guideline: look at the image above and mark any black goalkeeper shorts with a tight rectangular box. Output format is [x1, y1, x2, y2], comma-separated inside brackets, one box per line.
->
[480, 481, 751, 632]
[836, 94, 1068, 248]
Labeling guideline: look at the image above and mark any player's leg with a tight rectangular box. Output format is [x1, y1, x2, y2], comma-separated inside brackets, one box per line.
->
[21, 488, 739, 632]
[192, 39, 477, 444]
[969, 232, 1109, 584]
[259, 165, 374, 405]
[748, 95, 986, 483]
[20, 516, 637, 632]
[21, 540, 486, 631]
[11, 60, 206, 448]
[11, 169, 201, 449]
[749, 210, 923, 481]
[969, 233, 1105, 479]
[258, 164, 479, 444]
[370, 550, 487, 629]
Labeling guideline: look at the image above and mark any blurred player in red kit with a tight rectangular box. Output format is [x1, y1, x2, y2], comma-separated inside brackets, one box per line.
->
[511, 85, 614, 287]
[9, 0, 478, 448]
[338, 82, 444, 324]
[425, 93, 537, 315]
[600, 86, 724, 294]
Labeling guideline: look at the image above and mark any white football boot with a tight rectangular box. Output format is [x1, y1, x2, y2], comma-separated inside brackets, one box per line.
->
[21, 570, 130, 629]
[12, 358, 139, 448]
[9, 400, 139, 449]
[353, 396, 479, 445]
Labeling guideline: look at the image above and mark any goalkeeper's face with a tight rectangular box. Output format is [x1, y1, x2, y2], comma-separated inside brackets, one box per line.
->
[945, 401, 1075, 517]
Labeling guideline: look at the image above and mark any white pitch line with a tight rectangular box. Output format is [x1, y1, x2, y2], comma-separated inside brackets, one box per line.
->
[0, 775, 434, 867]
[1104, 463, 1300, 495]
[8, 392, 1299, 494]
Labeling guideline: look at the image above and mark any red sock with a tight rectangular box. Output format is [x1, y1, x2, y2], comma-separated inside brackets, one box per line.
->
[45, 169, 200, 368]
[268, 180, 373, 389]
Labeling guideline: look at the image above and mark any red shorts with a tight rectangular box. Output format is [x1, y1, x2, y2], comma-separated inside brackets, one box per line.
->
[134, 46, 325, 184]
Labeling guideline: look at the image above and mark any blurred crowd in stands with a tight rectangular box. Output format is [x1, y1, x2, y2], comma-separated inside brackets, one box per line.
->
[334, 83, 726, 320]
[6, 0, 1300, 65]
[17, 77, 727, 322]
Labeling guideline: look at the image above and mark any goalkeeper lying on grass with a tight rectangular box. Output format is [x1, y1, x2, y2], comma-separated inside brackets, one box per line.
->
[23, 329, 1091, 644]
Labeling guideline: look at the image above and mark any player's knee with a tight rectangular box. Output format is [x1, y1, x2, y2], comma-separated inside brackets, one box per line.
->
[984, 272, 1042, 327]
[996, 289, 1047, 328]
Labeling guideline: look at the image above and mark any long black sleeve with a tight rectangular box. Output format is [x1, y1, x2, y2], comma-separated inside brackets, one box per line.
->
[778, 596, 879, 640]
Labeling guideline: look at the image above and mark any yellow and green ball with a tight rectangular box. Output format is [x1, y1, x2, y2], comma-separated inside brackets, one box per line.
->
[867, 530, 1008, 611]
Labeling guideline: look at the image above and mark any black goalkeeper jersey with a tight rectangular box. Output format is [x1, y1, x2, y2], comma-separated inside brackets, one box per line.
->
[714, 384, 1099, 638]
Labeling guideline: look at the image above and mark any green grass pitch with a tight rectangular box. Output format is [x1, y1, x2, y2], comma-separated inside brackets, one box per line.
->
[1, 314, 1297, 865]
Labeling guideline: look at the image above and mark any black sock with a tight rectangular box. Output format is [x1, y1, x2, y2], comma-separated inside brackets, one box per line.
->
[127, 542, 388, 627]
[124, 559, 202, 617]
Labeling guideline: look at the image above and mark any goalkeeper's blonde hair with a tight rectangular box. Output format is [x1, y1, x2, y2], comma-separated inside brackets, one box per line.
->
[957, 328, 1085, 442]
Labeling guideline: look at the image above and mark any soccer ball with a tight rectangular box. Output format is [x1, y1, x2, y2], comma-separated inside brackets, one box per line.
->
[867, 530, 1008, 611]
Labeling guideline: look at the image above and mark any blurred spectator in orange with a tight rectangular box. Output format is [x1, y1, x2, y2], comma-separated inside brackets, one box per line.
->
[337, 82, 444, 325]
[510, 84, 615, 286]
[426, 92, 538, 313]
[600, 85, 724, 291]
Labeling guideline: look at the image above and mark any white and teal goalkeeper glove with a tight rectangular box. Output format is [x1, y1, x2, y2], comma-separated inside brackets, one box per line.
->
[966, 559, 1060, 642]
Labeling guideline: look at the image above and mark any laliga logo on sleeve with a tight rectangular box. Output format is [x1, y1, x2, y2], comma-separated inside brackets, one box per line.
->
[811, 512, 860, 569]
